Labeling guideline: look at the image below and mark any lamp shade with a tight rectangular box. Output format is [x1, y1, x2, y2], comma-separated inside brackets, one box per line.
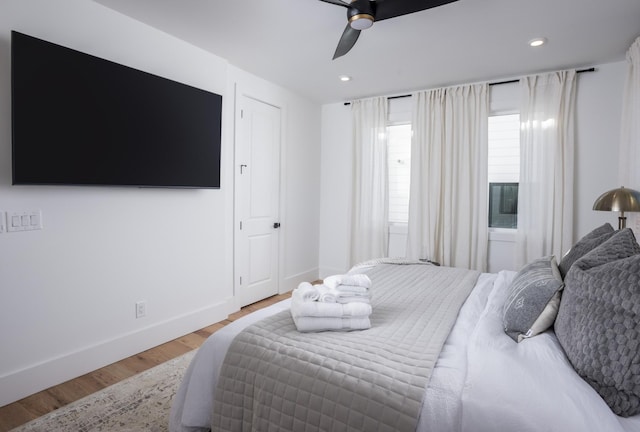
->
[593, 186, 640, 212]
[593, 186, 640, 229]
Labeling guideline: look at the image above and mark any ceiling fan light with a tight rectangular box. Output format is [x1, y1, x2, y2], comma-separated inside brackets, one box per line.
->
[349, 14, 374, 30]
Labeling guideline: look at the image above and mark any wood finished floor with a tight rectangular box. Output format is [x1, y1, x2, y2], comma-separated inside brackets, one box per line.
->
[0, 291, 293, 432]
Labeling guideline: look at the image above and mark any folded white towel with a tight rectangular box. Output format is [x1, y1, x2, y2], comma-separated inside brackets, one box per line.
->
[292, 315, 371, 332]
[343, 274, 372, 288]
[333, 284, 370, 294]
[336, 296, 371, 304]
[323, 274, 372, 290]
[334, 289, 370, 298]
[290, 297, 372, 318]
[292, 282, 320, 302]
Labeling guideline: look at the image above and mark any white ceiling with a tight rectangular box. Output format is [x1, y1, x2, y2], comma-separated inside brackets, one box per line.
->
[94, 0, 640, 104]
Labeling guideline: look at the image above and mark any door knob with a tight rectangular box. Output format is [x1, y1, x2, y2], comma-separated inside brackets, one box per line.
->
[273, 222, 281, 229]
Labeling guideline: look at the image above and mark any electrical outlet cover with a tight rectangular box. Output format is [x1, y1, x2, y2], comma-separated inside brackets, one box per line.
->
[135, 301, 147, 318]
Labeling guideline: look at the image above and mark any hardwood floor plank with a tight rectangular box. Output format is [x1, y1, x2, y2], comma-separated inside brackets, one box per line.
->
[194, 322, 226, 339]
[89, 363, 134, 388]
[0, 403, 31, 431]
[227, 308, 254, 321]
[0, 290, 293, 432]
[173, 333, 208, 350]
[11, 391, 62, 420]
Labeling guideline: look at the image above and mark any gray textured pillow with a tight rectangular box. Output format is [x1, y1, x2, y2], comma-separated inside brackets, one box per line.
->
[555, 228, 640, 417]
[558, 223, 615, 278]
[503, 256, 564, 342]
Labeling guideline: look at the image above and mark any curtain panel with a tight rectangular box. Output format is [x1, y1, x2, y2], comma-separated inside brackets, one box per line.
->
[516, 70, 577, 268]
[406, 84, 489, 271]
[619, 37, 640, 235]
[350, 97, 389, 266]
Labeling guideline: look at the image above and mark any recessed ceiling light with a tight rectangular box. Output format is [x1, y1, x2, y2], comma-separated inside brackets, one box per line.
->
[339, 75, 352, 82]
[529, 37, 547, 47]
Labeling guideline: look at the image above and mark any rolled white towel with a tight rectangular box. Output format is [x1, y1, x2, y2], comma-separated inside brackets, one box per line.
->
[292, 282, 320, 302]
[292, 315, 371, 332]
[322, 275, 340, 290]
[323, 274, 372, 290]
[290, 297, 372, 318]
[316, 285, 337, 303]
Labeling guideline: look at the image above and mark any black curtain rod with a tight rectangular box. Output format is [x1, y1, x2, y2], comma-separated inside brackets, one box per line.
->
[343, 67, 596, 106]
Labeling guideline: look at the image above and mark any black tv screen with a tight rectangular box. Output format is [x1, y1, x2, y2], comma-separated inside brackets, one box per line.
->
[11, 31, 222, 188]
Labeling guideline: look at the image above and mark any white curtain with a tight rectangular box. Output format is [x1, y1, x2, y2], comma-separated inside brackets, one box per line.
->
[619, 37, 640, 234]
[406, 84, 489, 271]
[516, 70, 576, 268]
[350, 97, 389, 265]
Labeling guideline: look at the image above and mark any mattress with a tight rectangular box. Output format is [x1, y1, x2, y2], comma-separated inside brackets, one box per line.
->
[169, 269, 640, 432]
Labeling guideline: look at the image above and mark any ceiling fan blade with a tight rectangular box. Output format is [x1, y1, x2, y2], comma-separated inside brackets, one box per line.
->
[318, 0, 350, 8]
[333, 24, 361, 60]
[375, 0, 458, 21]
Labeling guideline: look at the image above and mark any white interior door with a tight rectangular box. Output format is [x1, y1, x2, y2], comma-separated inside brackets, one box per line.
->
[234, 94, 281, 307]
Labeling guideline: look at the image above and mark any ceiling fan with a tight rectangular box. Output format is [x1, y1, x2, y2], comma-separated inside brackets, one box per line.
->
[319, 0, 459, 59]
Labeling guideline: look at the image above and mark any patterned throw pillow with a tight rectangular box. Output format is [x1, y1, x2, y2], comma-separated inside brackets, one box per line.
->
[558, 223, 615, 278]
[503, 256, 564, 342]
[555, 228, 640, 417]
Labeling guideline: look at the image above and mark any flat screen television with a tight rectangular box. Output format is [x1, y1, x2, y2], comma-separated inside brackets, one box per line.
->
[11, 31, 222, 188]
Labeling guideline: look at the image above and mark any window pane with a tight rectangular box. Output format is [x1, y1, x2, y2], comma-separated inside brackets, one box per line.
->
[489, 182, 518, 228]
[488, 114, 520, 183]
[488, 114, 520, 228]
[387, 124, 411, 224]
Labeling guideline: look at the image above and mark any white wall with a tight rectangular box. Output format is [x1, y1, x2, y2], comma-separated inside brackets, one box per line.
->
[319, 103, 352, 276]
[574, 62, 627, 237]
[0, 0, 320, 406]
[281, 91, 322, 289]
[319, 61, 627, 275]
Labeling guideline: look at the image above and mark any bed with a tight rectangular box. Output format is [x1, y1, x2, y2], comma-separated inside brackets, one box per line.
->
[169, 227, 640, 432]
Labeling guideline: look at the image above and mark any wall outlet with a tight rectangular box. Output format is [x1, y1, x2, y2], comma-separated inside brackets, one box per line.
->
[135, 301, 147, 319]
[0, 211, 5, 233]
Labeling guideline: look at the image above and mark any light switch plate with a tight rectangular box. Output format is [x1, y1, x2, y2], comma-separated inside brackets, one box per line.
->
[8, 212, 25, 232]
[7, 210, 42, 232]
[29, 210, 42, 229]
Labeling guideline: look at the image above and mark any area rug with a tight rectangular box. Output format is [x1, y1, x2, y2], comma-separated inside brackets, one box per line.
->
[11, 350, 197, 432]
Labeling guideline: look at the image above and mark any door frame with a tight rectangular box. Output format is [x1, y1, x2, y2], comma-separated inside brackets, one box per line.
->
[232, 81, 287, 308]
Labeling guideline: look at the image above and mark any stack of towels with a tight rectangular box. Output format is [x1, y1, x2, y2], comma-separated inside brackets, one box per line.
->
[290, 274, 373, 333]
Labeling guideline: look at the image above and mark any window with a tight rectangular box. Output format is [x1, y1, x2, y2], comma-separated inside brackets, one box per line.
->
[488, 114, 520, 228]
[385, 113, 520, 227]
[387, 124, 412, 224]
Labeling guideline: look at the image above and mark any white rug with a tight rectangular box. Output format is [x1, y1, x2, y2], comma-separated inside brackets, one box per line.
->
[11, 350, 197, 432]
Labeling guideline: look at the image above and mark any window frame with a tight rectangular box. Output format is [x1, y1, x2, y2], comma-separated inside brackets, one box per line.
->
[488, 111, 520, 232]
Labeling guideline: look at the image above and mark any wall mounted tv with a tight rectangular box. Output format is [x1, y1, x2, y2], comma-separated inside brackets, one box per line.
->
[11, 31, 222, 188]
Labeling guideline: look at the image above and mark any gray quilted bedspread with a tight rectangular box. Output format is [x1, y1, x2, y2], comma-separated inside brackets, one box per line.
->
[211, 263, 480, 432]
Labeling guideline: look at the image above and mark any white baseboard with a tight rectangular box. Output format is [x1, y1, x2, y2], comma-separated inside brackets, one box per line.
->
[0, 299, 234, 407]
[281, 268, 319, 293]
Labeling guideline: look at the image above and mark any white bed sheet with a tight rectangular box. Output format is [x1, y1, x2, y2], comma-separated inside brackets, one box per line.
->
[462, 271, 640, 432]
[169, 271, 640, 432]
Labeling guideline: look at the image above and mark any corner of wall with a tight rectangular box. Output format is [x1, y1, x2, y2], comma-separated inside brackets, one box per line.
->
[282, 267, 320, 292]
